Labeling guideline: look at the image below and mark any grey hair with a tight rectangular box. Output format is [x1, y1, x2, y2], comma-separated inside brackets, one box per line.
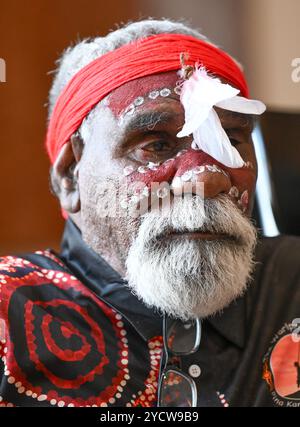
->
[48, 19, 213, 120]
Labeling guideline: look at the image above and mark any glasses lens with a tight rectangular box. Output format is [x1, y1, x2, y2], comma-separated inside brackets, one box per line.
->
[159, 369, 196, 407]
[165, 318, 201, 355]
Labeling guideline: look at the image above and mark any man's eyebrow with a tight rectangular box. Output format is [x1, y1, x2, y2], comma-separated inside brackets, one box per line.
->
[123, 110, 178, 134]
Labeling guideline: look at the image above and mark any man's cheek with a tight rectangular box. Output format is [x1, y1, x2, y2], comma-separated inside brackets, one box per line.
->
[121, 150, 257, 215]
[78, 173, 116, 219]
[228, 167, 257, 214]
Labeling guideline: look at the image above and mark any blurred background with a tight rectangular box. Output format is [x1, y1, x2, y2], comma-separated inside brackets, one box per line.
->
[0, 0, 299, 254]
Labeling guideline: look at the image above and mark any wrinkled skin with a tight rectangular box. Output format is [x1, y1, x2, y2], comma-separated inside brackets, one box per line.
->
[51, 71, 257, 276]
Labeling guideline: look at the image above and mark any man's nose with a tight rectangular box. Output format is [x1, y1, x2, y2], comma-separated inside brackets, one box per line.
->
[170, 151, 232, 198]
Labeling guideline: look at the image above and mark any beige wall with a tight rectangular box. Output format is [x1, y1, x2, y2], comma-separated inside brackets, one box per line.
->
[139, 0, 300, 112]
[240, 0, 300, 112]
[0, 0, 137, 254]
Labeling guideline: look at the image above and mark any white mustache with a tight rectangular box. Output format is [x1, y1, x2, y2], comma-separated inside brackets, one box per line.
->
[126, 193, 257, 321]
[138, 194, 254, 248]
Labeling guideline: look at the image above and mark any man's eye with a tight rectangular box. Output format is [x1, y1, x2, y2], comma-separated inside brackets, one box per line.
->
[128, 138, 178, 163]
[142, 140, 172, 152]
[225, 130, 242, 147]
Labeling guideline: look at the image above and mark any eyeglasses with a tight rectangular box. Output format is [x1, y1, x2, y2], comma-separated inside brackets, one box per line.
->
[157, 316, 202, 407]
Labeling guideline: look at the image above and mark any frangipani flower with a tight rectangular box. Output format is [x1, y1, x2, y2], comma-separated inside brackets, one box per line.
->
[177, 67, 266, 168]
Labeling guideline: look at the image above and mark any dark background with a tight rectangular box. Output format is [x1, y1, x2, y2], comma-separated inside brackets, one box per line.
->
[0, 0, 299, 254]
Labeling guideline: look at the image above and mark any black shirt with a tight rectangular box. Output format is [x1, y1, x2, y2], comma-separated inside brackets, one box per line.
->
[0, 219, 299, 407]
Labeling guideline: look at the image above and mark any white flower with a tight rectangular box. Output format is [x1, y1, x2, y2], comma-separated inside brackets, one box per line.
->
[177, 67, 266, 168]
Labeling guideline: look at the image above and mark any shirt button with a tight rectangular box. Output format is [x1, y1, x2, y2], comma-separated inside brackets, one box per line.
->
[188, 364, 201, 378]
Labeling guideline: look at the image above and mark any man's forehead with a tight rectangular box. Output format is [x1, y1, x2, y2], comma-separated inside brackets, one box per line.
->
[106, 71, 254, 132]
[106, 71, 180, 116]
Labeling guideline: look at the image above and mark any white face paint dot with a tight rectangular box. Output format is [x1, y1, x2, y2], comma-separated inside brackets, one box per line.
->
[7, 376, 15, 384]
[109, 397, 115, 404]
[100, 402, 108, 407]
[32, 393, 37, 399]
[181, 171, 193, 182]
[228, 186, 239, 198]
[147, 161, 160, 170]
[160, 88, 171, 97]
[121, 359, 128, 365]
[17, 387, 25, 394]
[174, 86, 182, 95]
[57, 400, 65, 407]
[137, 166, 147, 174]
[206, 165, 216, 172]
[134, 96, 144, 106]
[148, 90, 159, 100]
[123, 165, 134, 176]
[193, 165, 205, 174]
[50, 399, 57, 405]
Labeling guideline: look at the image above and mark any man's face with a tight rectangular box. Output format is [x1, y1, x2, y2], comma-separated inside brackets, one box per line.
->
[77, 71, 258, 320]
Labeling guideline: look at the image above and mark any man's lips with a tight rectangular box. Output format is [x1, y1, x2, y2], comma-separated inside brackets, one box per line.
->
[158, 230, 237, 242]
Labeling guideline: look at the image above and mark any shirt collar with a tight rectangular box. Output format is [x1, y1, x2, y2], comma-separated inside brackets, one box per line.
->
[59, 219, 247, 348]
[59, 219, 163, 342]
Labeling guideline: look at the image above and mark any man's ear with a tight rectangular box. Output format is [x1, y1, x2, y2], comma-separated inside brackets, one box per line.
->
[50, 133, 84, 214]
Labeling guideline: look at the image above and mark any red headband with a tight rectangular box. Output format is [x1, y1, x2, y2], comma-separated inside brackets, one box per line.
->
[46, 33, 249, 163]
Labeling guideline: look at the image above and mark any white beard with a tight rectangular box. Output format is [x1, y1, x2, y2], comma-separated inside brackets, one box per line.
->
[125, 194, 257, 321]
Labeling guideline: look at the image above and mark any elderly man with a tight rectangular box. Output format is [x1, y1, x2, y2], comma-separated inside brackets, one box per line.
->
[0, 19, 299, 408]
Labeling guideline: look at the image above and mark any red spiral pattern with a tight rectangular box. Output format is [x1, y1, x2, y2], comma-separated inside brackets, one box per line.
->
[0, 254, 131, 406]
